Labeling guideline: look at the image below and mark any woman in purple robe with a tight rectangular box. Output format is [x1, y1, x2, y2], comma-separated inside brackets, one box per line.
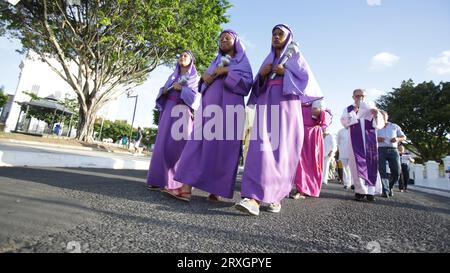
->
[235, 24, 319, 216]
[146, 50, 200, 191]
[165, 30, 253, 202]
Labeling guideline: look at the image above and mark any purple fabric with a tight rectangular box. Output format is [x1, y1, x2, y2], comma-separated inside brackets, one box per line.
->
[347, 105, 378, 186]
[156, 50, 200, 111]
[248, 24, 322, 104]
[147, 102, 194, 190]
[241, 78, 304, 203]
[174, 32, 253, 198]
[147, 51, 199, 189]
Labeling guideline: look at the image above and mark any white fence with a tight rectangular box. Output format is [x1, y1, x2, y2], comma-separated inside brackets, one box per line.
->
[412, 156, 450, 191]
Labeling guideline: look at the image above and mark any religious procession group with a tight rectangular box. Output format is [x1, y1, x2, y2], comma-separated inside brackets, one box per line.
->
[145, 24, 410, 216]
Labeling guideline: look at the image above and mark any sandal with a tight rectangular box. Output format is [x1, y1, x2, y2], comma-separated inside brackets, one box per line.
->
[163, 188, 191, 202]
[206, 194, 220, 202]
[146, 185, 160, 191]
[290, 192, 306, 200]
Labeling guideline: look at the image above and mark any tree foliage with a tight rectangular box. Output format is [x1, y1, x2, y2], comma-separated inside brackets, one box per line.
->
[93, 119, 131, 141]
[0, 0, 230, 141]
[93, 119, 158, 148]
[0, 86, 9, 108]
[376, 80, 450, 162]
[152, 108, 159, 126]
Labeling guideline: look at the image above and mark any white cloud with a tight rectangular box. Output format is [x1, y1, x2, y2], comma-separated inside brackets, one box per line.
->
[367, 0, 381, 6]
[370, 52, 400, 69]
[428, 50, 450, 75]
[366, 88, 385, 101]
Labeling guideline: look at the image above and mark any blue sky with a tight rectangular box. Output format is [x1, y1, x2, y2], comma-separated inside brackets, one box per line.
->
[1, 0, 449, 134]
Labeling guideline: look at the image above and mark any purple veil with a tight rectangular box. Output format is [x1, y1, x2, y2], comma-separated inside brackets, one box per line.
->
[156, 50, 200, 110]
[255, 24, 323, 103]
[201, 30, 252, 93]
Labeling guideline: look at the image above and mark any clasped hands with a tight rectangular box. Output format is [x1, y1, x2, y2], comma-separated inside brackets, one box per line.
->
[202, 67, 229, 85]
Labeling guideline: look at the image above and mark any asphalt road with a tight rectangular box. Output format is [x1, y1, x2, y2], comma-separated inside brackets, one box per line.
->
[0, 167, 448, 253]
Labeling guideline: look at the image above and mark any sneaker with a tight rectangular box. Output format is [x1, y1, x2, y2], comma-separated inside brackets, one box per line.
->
[350, 185, 355, 190]
[234, 198, 260, 216]
[343, 186, 348, 190]
[267, 203, 281, 213]
[388, 191, 394, 197]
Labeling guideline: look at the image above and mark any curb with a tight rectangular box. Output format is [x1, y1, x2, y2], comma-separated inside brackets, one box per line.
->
[1, 139, 95, 151]
[0, 150, 150, 170]
[408, 185, 450, 198]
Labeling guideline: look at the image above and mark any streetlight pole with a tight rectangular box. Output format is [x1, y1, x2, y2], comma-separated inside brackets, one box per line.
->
[127, 90, 138, 150]
[98, 116, 104, 141]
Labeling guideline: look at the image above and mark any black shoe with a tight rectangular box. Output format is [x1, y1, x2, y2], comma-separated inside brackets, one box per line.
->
[382, 193, 389, 198]
[354, 193, 365, 201]
[366, 195, 375, 202]
[389, 192, 394, 197]
[351, 185, 355, 190]
[343, 186, 348, 189]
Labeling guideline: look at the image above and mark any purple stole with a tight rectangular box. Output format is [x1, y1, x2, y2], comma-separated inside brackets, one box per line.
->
[347, 105, 378, 186]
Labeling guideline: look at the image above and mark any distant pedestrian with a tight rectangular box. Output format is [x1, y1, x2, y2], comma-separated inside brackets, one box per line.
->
[133, 127, 143, 154]
[54, 123, 61, 135]
[121, 135, 128, 148]
[398, 145, 414, 192]
[337, 127, 352, 189]
[322, 128, 337, 185]
[377, 110, 406, 197]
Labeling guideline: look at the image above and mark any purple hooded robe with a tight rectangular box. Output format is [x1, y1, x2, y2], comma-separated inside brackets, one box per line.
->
[241, 24, 320, 204]
[174, 30, 253, 198]
[147, 50, 200, 189]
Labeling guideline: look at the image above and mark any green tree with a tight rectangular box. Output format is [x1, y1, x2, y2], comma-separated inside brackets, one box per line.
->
[376, 80, 450, 162]
[152, 108, 160, 126]
[1, 0, 230, 141]
[142, 127, 158, 148]
[93, 119, 131, 142]
[0, 86, 9, 108]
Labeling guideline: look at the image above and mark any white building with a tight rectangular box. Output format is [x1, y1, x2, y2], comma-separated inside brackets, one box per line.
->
[4, 51, 120, 137]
